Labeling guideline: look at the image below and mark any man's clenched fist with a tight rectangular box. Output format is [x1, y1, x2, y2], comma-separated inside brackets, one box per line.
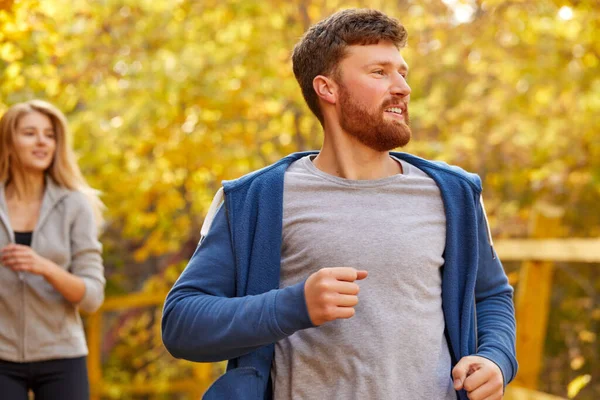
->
[304, 267, 368, 326]
[453, 356, 504, 400]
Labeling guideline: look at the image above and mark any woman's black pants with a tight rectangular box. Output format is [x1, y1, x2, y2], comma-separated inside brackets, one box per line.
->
[0, 356, 89, 400]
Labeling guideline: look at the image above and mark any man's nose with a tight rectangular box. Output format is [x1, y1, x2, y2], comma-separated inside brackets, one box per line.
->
[390, 72, 411, 97]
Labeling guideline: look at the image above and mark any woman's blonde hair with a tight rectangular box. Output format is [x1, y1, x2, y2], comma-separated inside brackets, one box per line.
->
[0, 99, 104, 227]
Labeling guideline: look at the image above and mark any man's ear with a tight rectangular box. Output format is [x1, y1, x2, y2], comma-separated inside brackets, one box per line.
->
[313, 75, 338, 105]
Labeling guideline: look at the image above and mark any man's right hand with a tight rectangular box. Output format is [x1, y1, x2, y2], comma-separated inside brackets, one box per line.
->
[304, 267, 368, 326]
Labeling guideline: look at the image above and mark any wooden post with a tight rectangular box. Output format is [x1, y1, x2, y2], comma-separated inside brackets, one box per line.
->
[87, 312, 103, 400]
[513, 202, 564, 389]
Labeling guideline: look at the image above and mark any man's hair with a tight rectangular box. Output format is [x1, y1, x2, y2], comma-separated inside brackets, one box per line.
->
[292, 8, 408, 124]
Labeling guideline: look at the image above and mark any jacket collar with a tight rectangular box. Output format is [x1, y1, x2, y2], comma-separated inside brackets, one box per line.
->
[224, 151, 481, 193]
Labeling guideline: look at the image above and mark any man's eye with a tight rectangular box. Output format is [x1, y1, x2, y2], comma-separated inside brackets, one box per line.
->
[373, 70, 385, 75]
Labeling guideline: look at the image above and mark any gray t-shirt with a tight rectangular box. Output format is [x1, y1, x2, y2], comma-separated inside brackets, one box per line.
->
[272, 155, 455, 400]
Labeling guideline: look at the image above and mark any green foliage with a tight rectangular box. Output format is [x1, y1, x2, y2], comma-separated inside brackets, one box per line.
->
[2, 0, 599, 398]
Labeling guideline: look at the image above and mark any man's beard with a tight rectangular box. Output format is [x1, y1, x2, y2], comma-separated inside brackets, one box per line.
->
[338, 84, 411, 152]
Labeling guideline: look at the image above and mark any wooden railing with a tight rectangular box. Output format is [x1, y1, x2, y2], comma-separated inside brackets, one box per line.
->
[86, 292, 213, 399]
[86, 234, 600, 399]
[507, 387, 567, 400]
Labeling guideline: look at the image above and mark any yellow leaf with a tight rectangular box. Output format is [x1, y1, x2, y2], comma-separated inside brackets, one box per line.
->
[570, 356, 585, 371]
[4, 61, 19, 78]
[0, 42, 23, 61]
[567, 374, 591, 398]
[578, 330, 596, 343]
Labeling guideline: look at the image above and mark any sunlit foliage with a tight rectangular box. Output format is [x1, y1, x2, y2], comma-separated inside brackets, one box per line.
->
[1, 0, 598, 398]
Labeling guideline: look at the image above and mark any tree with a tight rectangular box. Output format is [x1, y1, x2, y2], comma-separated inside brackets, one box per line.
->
[2, 0, 598, 397]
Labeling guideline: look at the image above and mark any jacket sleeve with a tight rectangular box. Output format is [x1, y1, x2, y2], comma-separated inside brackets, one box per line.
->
[161, 203, 314, 363]
[473, 197, 518, 387]
[70, 193, 105, 313]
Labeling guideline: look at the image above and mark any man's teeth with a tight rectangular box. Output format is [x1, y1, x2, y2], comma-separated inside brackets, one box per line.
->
[386, 107, 403, 114]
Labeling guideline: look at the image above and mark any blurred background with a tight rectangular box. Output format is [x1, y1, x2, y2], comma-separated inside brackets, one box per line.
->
[1, 0, 598, 399]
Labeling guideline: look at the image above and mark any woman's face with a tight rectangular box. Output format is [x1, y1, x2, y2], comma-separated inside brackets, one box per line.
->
[12, 112, 57, 173]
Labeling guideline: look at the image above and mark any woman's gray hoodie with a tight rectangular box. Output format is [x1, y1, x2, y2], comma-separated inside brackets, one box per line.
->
[0, 176, 104, 362]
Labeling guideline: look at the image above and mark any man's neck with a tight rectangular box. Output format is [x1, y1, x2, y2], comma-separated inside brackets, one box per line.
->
[313, 127, 402, 180]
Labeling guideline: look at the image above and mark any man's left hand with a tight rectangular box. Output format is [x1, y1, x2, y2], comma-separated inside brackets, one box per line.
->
[452, 355, 504, 400]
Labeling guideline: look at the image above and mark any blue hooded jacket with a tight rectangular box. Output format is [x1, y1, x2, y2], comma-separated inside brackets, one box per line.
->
[161, 151, 517, 400]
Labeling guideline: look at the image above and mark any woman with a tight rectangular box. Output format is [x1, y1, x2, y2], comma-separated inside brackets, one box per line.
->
[0, 100, 105, 399]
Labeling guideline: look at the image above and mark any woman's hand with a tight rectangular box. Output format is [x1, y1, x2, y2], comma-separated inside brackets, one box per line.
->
[1, 243, 87, 304]
[0, 243, 50, 276]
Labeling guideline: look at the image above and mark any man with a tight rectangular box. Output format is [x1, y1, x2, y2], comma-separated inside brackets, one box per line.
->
[162, 8, 517, 400]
